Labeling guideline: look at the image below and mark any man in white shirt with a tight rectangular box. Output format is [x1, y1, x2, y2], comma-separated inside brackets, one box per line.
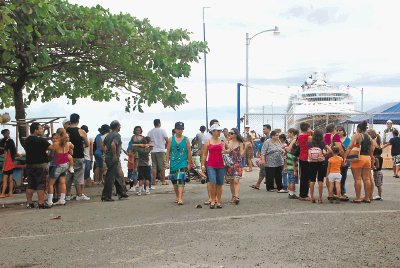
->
[147, 119, 169, 185]
[383, 120, 398, 144]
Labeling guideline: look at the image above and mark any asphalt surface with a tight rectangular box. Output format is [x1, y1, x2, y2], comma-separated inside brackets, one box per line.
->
[1, 168, 400, 268]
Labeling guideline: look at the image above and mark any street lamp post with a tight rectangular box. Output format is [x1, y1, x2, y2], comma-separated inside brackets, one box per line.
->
[203, 7, 211, 130]
[237, 83, 243, 131]
[245, 26, 280, 123]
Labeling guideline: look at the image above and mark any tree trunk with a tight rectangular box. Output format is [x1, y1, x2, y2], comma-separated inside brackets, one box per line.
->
[12, 79, 27, 148]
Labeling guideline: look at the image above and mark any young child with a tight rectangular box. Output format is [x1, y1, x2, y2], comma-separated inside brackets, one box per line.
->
[326, 146, 343, 204]
[134, 137, 153, 196]
[373, 145, 384, 201]
[192, 149, 207, 179]
[286, 146, 299, 199]
[123, 148, 137, 192]
[244, 135, 253, 172]
[280, 134, 289, 192]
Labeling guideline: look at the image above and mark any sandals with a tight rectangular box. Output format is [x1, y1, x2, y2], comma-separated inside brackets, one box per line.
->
[352, 199, 362, 203]
[233, 196, 240, 205]
[204, 201, 211, 205]
[317, 199, 323, 204]
[177, 201, 183, 205]
[362, 199, 371, 203]
[216, 204, 223, 209]
[250, 185, 260, 190]
[209, 203, 215, 209]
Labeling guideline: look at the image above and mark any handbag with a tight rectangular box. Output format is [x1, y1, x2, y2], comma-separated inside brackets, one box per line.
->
[222, 153, 234, 167]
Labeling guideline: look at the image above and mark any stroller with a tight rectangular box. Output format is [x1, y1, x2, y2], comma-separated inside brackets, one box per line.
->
[187, 162, 206, 184]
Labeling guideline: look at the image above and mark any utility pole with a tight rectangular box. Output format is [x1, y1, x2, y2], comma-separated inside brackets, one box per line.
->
[361, 87, 364, 112]
[203, 7, 211, 130]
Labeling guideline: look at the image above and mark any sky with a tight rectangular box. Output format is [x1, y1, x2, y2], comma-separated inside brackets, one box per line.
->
[3, 0, 400, 140]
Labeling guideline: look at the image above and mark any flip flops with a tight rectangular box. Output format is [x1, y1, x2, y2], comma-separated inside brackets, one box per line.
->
[250, 185, 260, 190]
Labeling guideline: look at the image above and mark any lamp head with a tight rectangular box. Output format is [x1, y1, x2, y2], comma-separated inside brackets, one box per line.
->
[273, 26, 280, 36]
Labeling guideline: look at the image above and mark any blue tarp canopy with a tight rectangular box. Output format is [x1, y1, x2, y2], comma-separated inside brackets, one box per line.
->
[345, 102, 400, 124]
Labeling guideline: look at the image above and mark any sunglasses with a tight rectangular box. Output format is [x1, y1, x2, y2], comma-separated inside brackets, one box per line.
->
[228, 132, 235, 135]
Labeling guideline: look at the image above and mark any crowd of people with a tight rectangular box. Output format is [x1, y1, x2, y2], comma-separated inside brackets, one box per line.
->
[1, 113, 399, 209]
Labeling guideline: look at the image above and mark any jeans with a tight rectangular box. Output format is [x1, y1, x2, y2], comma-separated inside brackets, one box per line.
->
[282, 170, 288, 190]
[340, 165, 349, 194]
[265, 166, 283, 191]
[102, 159, 125, 198]
[206, 166, 226, 185]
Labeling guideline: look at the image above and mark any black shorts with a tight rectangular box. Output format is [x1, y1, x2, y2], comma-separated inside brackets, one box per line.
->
[138, 166, 151, 180]
[309, 161, 326, 182]
[2, 169, 14, 175]
[26, 164, 48, 190]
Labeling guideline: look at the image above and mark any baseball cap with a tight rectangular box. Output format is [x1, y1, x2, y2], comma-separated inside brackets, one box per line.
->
[175, 122, 184, 130]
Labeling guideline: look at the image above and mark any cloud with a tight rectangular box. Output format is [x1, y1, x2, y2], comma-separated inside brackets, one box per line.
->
[284, 5, 349, 25]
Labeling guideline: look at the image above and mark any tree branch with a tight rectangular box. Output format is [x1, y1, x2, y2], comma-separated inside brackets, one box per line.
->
[0, 76, 13, 85]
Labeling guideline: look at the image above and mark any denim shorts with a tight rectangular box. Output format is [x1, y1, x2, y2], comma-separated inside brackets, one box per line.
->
[49, 163, 68, 180]
[128, 169, 138, 180]
[206, 166, 226, 185]
[94, 153, 104, 169]
[287, 170, 298, 185]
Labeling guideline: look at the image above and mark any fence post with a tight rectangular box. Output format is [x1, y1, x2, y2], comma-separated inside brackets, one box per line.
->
[371, 114, 374, 129]
[312, 115, 315, 129]
[284, 115, 287, 133]
[325, 114, 328, 127]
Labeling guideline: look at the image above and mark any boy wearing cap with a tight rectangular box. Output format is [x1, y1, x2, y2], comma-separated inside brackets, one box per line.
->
[166, 122, 192, 205]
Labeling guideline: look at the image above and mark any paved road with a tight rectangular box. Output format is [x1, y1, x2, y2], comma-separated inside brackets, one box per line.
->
[1, 168, 400, 268]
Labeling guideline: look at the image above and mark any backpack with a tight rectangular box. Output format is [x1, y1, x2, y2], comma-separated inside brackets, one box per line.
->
[308, 146, 324, 162]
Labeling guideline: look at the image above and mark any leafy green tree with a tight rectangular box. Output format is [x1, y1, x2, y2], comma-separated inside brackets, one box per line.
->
[0, 0, 206, 143]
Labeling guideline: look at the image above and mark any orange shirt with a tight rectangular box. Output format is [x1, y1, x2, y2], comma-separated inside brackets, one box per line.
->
[328, 155, 342, 173]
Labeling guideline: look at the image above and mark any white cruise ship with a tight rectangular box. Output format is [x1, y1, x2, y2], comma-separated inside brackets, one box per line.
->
[287, 72, 358, 130]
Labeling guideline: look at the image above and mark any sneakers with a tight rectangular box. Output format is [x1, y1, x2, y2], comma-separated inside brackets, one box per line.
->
[65, 195, 71, 201]
[38, 203, 52, 209]
[288, 194, 299, 199]
[277, 189, 288, 193]
[145, 189, 150, 195]
[137, 190, 142, 196]
[47, 202, 54, 207]
[128, 187, 136, 192]
[69, 167, 75, 173]
[149, 186, 155, 190]
[76, 194, 90, 201]
[55, 199, 66, 205]
[373, 195, 382, 201]
[26, 203, 35, 209]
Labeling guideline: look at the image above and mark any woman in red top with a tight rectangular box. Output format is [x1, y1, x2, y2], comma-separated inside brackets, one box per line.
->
[298, 122, 313, 200]
[0, 129, 17, 198]
[202, 124, 229, 209]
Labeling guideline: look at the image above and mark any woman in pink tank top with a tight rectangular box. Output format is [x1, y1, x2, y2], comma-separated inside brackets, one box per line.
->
[201, 124, 229, 209]
[47, 128, 74, 206]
